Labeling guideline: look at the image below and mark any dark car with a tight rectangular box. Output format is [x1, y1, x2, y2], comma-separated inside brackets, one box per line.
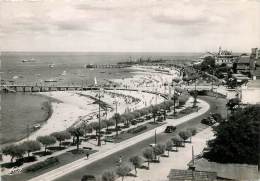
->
[81, 175, 96, 181]
[164, 126, 176, 133]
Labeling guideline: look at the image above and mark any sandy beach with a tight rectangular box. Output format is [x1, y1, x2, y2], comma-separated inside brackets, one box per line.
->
[20, 66, 175, 142]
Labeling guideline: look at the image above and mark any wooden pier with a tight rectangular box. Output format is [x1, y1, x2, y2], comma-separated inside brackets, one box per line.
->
[0, 84, 99, 93]
[0, 84, 169, 99]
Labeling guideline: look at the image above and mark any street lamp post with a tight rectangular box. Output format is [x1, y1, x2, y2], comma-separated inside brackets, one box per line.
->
[154, 129, 157, 145]
[97, 87, 103, 146]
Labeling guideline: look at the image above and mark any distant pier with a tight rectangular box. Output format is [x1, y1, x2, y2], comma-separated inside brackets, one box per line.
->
[85, 64, 131, 69]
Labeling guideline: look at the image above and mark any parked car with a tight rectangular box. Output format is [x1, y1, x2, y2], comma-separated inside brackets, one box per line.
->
[164, 126, 176, 133]
[81, 175, 96, 181]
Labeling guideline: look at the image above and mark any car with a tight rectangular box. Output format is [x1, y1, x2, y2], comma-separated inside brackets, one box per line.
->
[149, 143, 157, 147]
[164, 126, 176, 133]
[81, 175, 96, 181]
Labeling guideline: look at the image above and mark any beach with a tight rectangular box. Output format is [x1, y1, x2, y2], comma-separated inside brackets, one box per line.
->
[15, 66, 175, 143]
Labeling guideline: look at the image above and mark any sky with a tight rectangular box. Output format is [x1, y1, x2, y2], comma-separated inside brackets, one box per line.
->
[0, 0, 259, 52]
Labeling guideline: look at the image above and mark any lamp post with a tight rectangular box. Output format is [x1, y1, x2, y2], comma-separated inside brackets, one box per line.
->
[154, 129, 157, 145]
[97, 87, 104, 147]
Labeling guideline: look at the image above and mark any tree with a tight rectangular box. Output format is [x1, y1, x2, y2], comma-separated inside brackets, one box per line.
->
[68, 127, 84, 150]
[124, 113, 134, 126]
[190, 90, 198, 107]
[114, 113, 121, 136]
[51, 131, 71, 147]
[171, 135, 184, 151]
[102, 170, 116, 181]
[165, 140, 173, 156]
[226, 98, 240, 113]
[142, 147, 154, 169]
[204, 105, 260, 165]
[21, 140, 41, 157]
[153, 144, 165, 161]
[187, 128, 197, 136]
[129, 155, 144, 176]
[89, 122, 100, 136]
[80, 122, 93, 137]
[37, 135, 56, 152]
[179, 131, 192, 143]
[116, 164, 132, 181]
[2, 144, 25, 162]
[201, 56, 215, 71]
[104, 119, 115, 131]
[151, 106, 158, 123]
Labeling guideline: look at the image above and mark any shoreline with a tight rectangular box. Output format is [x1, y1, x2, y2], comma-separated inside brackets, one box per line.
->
[1, 65, 177, 145]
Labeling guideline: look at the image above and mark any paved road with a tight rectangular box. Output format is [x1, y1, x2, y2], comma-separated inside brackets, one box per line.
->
[2, 96, 226, 181]
[53, 96, 226, 181]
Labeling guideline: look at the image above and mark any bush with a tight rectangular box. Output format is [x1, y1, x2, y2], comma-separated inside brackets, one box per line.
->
[116, 164, 132, 180]
[102, 170, 116, 181]
[25, 157, 59, 172]
[17, 156, 37, 163]
[179, 130, 192, 141]
[127, 125, 147, 134]
[187, 128, 197, 136]
[0, 160, 23, 169]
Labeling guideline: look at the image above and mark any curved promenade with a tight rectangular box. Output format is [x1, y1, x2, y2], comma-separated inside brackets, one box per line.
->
[27, 99, 210, 181]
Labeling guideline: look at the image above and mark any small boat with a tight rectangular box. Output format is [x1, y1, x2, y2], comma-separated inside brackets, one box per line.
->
[85, 64, 95, 68]
[61, 70, 66, 76]
[48, 64, 55, 68]
[44, 79, 57, 82]
[22, 59, 29, 63]
[33, 124, 41, 130]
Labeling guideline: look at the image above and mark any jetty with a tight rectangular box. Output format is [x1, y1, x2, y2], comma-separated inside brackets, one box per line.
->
[85, 64, 131, 69]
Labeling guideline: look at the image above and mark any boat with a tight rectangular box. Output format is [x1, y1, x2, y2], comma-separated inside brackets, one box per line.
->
[85, 64, 95, 68]
[61, 70, 66, 76]
[48, 64, 55, 68]
[33, 124, 41, 130]
[22, 58, 35, 63]
[44, 79, 57, 82]
[22, 59, 29, 63]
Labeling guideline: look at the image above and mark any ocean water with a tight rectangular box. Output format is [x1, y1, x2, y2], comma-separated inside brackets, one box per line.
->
[0, 52, 199, 144]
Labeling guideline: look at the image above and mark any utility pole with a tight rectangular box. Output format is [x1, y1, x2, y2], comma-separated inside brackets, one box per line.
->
[154, 129, 157, 145]
[97, 87, 102, 146]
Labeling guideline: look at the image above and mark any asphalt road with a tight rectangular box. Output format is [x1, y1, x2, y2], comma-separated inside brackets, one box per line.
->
[54, 96, 226, 181]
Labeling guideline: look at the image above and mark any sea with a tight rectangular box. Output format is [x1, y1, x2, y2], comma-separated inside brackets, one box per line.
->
[0, 52, 200, 144]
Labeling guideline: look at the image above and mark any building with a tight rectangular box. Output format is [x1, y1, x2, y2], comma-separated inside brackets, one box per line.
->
[214, 47, 239, 66]
[251, 48, 260, 59]
[168, 169, 217, 181]
[233, 55, 256, 77]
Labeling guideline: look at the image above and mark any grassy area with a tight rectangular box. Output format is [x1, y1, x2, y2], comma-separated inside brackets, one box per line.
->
[166, 106, 200, 119]
[111, 122, 165, 143]
[1, 149, 97, 181]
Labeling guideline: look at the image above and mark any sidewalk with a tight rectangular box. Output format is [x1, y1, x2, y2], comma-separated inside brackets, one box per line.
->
[27, 99, 210, 181]
[116, 127, 214, 181]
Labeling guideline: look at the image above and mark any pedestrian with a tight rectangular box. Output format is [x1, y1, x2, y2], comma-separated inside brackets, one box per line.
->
[86, 151, 89, 159]
[118, 156, 122, 165]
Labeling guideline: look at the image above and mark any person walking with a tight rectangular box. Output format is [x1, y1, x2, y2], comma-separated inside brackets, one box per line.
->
[86, 151, 90, 159]
[118, 156, 122, 166]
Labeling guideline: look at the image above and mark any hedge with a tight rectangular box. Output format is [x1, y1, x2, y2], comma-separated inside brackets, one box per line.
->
[127, 125, 147, 134]
[25, 157, 59, 172]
